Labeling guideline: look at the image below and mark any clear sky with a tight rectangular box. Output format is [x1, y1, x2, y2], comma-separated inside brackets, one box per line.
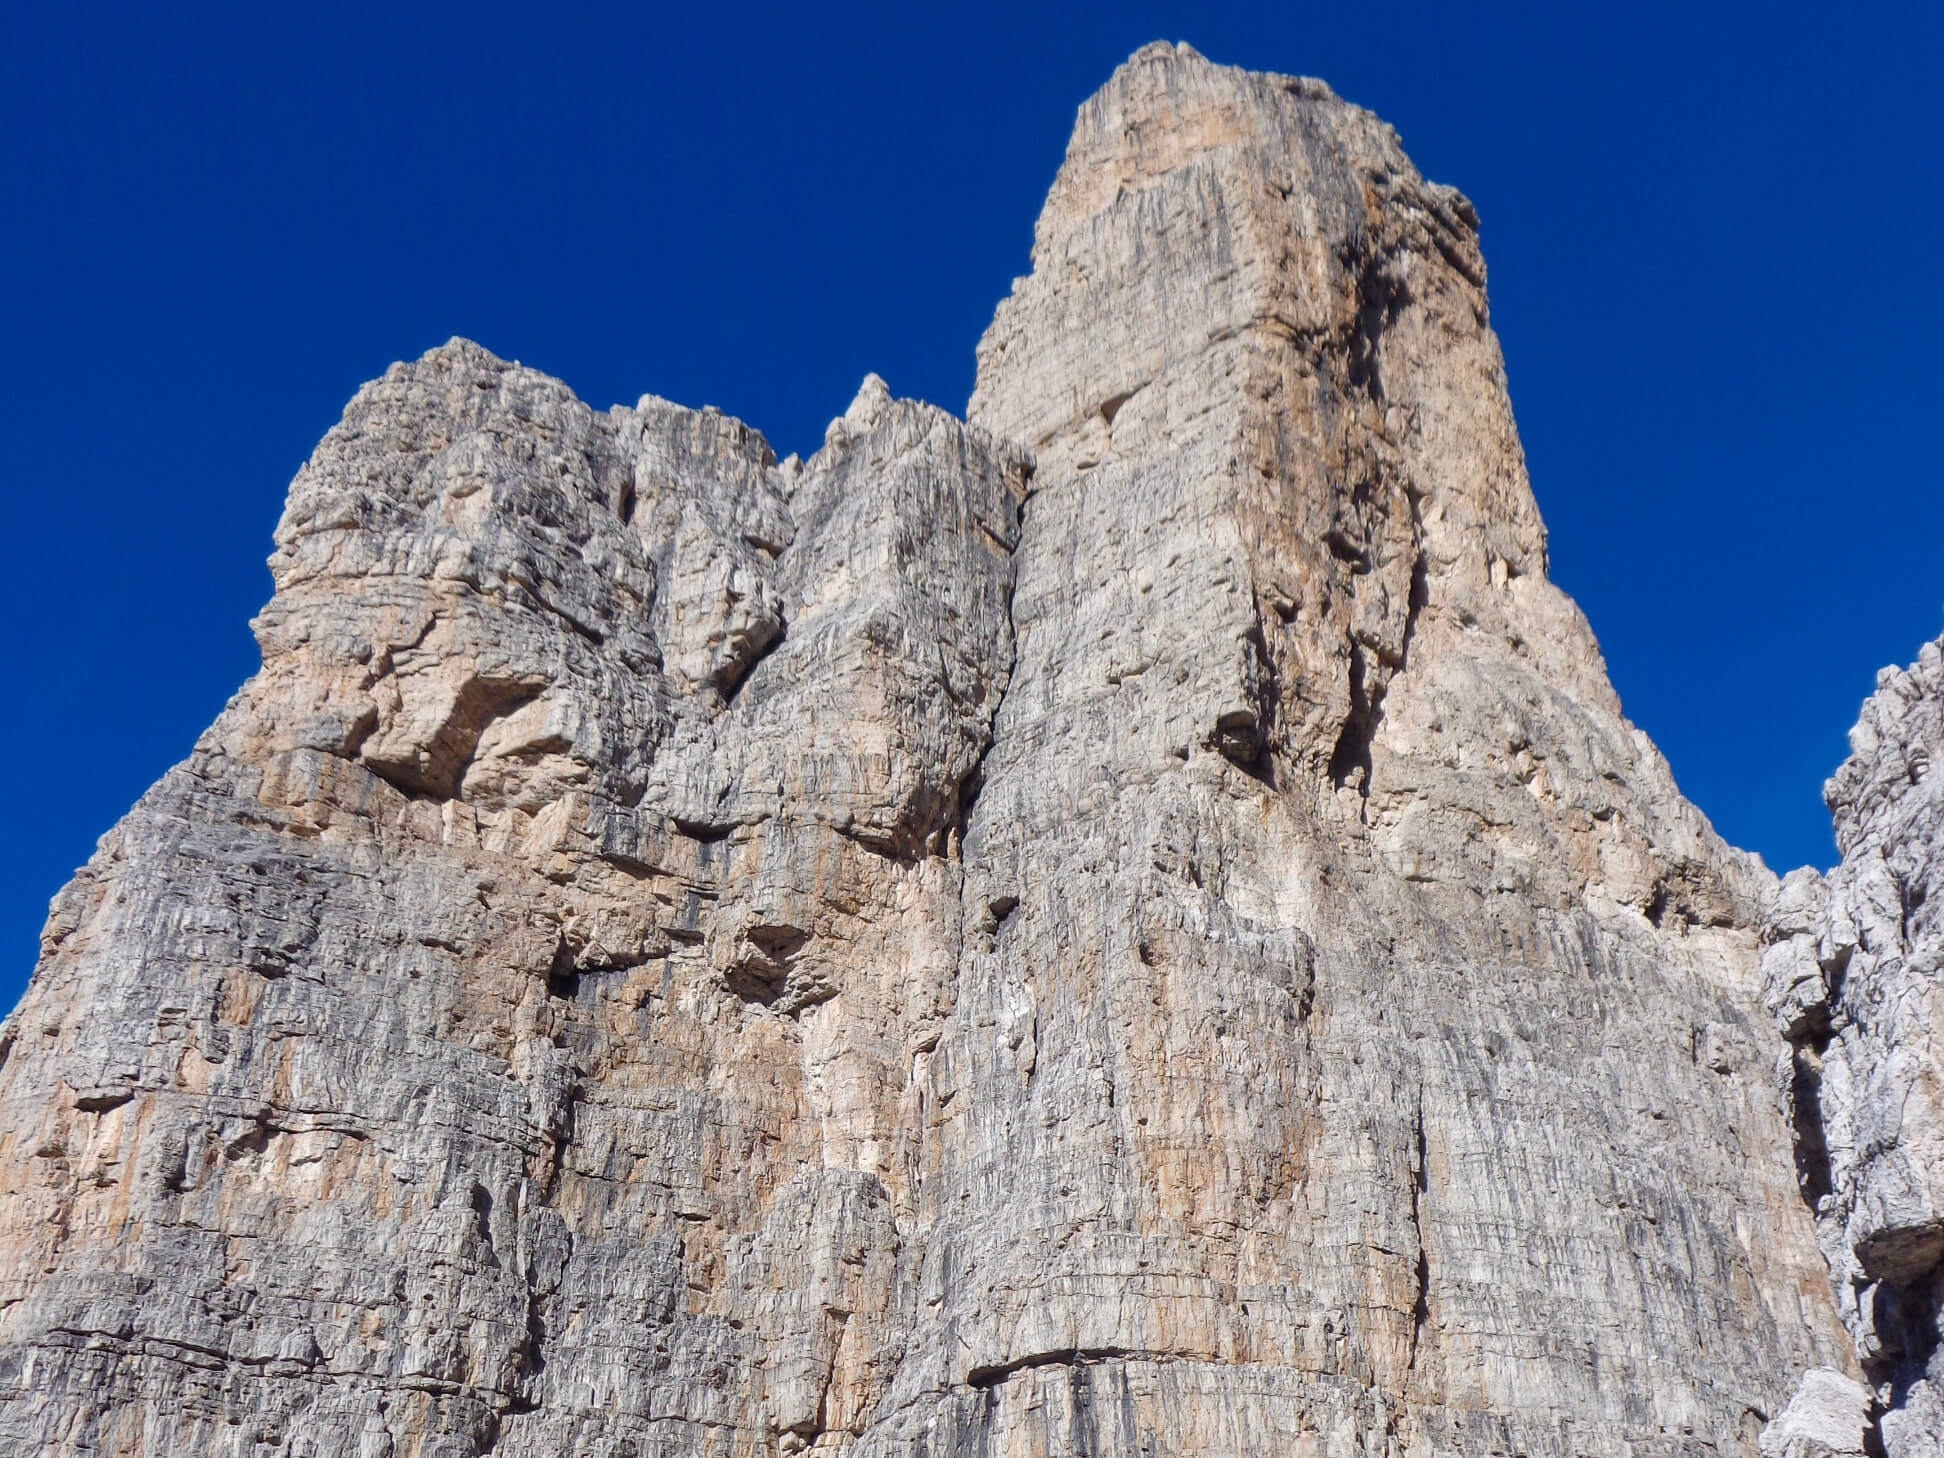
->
[3, 2, 1939, 1011]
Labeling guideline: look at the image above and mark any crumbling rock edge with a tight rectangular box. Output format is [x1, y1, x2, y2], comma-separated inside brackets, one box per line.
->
[1763, 638, 1944, 1458]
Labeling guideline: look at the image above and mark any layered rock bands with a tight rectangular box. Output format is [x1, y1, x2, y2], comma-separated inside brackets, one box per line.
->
[0, 40, 1913, 1458]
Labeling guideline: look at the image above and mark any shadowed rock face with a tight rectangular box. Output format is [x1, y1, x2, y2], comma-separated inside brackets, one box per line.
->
[0, 41, 1853, 1458]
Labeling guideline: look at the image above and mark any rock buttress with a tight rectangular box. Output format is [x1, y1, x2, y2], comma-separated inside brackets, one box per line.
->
[897, 39, 1845, 1456]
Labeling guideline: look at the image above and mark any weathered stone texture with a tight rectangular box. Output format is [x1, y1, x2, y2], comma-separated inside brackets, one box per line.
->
[1757, 1368, 1870, 1458]
[0, 40, 1855, 1458]
[1765, 639, 1944, 1457]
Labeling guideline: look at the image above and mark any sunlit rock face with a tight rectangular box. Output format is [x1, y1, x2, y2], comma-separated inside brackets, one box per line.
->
[1766, 639, 1944, 1458]
[0, 41, 1852, 1458]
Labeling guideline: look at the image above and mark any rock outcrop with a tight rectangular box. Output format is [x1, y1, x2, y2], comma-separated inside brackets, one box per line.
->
[0, 41, 1857, 1458]
[1757, 1368, 1870, 1458]
[1765, 639, 1944, 1457]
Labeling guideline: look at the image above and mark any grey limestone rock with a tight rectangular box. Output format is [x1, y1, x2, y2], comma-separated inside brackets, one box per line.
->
[1758, 1369, 1870, 1458]
[0, 40, 1860, 1458]
[1765, 638, 1944, 1457]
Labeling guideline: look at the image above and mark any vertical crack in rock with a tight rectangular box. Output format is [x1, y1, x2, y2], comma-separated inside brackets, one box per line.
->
[1327, 641, 1378, 801]
[1787, 1006, 1838, 1210]
[950, 471, 1034, 854]
[1407, 1092, 1433, 1377]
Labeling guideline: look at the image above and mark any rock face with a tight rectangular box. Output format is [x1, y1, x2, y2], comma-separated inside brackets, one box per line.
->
[0, 41, 1856, 1458]
[1757, 1368, 1870, 1458]
[1765, 639, 1944, 1457]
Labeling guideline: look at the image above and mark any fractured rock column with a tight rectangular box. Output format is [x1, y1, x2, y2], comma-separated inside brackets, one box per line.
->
[1766, 638, 1944, 1458]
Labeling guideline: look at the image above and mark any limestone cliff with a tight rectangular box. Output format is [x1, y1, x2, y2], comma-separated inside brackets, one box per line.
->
[0, 42, 1856, 1458]
[1765, 639, 1944, 1457]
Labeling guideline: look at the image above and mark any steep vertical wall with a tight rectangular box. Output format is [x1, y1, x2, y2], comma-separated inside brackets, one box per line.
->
[914, 42, 1845, 1456]
[1766, 639, 1944, 1457]
[0, 41, 1849, 1458]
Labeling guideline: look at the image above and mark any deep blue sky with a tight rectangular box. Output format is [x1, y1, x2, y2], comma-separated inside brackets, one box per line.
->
[4, 3, 1939, 1010]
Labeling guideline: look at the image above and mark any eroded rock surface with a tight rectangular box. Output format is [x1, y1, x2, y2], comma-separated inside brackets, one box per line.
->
[1766, 639, 1944, 1457]
[1758, 1368, 1870, 1458]
[0, 41, 1849, 1458]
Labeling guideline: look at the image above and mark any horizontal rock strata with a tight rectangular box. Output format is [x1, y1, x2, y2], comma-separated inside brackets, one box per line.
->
[0, 40, 1855, 1458]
